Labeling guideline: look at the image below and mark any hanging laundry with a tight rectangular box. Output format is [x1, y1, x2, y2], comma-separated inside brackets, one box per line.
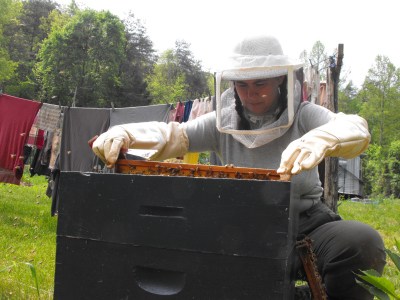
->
[36, 103, 62, 132]
[110, 104, 173, 126]
[168, 104, 176, 123]
[181, 100, 193, 122]
[203, 97, 213, 115]
[49, 113, 64, 170]
[47, 154, 60, 216]
[303, 66, 320, 104]
[60, 108, 110, 172]
[26, 115, 45, 149]
[0, 94, 41, 184]
[173, 102, 185, 123]
[188, 99, 205, 121]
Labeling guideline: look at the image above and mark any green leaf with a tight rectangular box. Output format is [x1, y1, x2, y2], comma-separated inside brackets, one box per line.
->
[356, 270, 399, 299]
[355, 279, 391, 300]
[24, 263, 40, 300]
[385, 248, 400, 272]
[0, 264, 14, 273]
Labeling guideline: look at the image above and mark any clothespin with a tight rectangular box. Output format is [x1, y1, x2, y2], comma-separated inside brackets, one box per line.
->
[309, 59, 314, 68]
[40, 98, 43, 107]
[111, 102, 115, 112]
[162, 96, 170, 105]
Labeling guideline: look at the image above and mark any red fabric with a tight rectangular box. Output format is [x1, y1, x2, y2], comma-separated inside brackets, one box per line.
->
[0, 94, 41, 183]
[173, 102, 185, 123]
[26, 116, 45, 149]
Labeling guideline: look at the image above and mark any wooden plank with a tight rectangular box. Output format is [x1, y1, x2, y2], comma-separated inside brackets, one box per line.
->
[323, 44, 343, 212]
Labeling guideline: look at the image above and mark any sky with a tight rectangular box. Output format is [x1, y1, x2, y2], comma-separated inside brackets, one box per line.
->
[59, 0, 400, 88]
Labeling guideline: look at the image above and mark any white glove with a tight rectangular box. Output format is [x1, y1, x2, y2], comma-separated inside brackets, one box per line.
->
[93, 122, 189, 168]
[277, 113, 371, 175]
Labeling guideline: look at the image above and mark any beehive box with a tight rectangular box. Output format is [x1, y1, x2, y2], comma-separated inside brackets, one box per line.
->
[54, 167, 299, 299]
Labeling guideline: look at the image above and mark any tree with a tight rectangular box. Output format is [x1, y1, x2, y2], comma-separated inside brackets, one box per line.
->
[174, 40, 210, 98]
[0, 0, 21, 85]
[359, 55, 400, 148]
[338, 80, 361, 114]
[36, 9, 126, 107]
[299, 41, 330, 80]
[146, 49, 188, 104]
[2, 0, 61, 98]
[118, 12, 156, 106]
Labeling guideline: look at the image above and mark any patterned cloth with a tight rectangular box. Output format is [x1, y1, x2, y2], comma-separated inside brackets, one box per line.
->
[36, 103, 61, 132]
[49, 113, 63, 169]
[26, 116, 45, 149]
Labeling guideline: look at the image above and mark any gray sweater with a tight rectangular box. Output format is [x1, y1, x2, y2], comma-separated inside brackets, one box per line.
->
[183, 101, 335, 212]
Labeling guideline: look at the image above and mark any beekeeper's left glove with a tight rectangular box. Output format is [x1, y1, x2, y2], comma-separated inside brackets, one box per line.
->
[277, 113, 370, 175]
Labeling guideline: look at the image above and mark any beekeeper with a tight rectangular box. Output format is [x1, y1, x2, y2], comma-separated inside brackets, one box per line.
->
[93, 35, 385, 300]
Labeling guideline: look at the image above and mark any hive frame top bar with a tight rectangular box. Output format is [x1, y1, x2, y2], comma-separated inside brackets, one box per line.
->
[115, 160, 291, 181]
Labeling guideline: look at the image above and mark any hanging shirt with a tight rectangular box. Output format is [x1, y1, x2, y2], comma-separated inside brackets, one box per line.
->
[0, 94, 41, 184]
[173, 102, 185, 123]
[36, 103, 62, 132]
[181, 100, 193, 122]
[49, 113, 64, 170]
[188, 99, 204, 121]
[26, 115, 45, 149]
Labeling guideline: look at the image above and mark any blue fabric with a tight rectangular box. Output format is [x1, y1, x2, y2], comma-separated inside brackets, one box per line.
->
[181, 100, 193, 122]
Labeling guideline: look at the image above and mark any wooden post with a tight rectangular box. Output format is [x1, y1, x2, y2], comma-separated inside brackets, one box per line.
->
[324, 44, 343, 213]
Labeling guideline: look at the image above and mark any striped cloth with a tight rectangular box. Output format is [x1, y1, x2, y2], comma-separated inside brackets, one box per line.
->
[36, 103, 61, 132]
[26, 116, 45, 149]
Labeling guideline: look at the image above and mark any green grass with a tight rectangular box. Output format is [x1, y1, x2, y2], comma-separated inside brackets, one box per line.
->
[338, 199, 400, 296]
[0, 171, 56, 300]
[0, 169, 399, 299]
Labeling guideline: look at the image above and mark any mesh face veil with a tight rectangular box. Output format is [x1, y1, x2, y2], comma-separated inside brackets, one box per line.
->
[216, 35, 303, 148]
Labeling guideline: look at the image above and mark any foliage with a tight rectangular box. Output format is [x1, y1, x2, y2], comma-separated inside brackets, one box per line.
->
[36, 9, 126, 107]
[0, 0, 21, 84]
[359, 55, 400, 148]
[2, 0, 61, 99]
[338, 80, 361, 114]
[146, 49, 189, 104]
[174, 40, 210, 98]
[299, 41, 329, 80]
[355, 239, 400, 300]
[118, 11, 156, 107]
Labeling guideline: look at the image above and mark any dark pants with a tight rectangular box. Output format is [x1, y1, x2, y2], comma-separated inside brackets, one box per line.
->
[296, 202, 386, 300]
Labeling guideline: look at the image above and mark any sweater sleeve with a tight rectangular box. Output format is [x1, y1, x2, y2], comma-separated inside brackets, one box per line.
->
[183, 112, 220, 154]
[297, 102, 336, 134]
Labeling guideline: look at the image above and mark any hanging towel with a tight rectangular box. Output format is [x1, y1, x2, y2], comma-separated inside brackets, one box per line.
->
[0, 94, 41, 184]
[173, 102, 185, 123]
[36, 103, 61, 132]
[110, 104, 173, 126]
[60, 107, 110, 172]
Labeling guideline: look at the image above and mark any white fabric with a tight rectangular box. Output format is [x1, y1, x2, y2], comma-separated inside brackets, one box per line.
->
[222, 35, 302, 80]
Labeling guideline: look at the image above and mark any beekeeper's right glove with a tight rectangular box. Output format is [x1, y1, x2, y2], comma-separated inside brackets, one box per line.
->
[92, 122, 189, 168]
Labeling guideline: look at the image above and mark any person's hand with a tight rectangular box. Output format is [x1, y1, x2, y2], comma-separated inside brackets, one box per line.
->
[92, 126, 131, 169]
[277, 133, 339, 175]
[277, 113, 370, 175]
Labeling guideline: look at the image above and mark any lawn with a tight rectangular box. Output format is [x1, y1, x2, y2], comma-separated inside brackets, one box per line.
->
[0, 170, 399, 299]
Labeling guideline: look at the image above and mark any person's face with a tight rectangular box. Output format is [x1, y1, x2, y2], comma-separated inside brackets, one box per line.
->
[235, 76, 285, 115]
